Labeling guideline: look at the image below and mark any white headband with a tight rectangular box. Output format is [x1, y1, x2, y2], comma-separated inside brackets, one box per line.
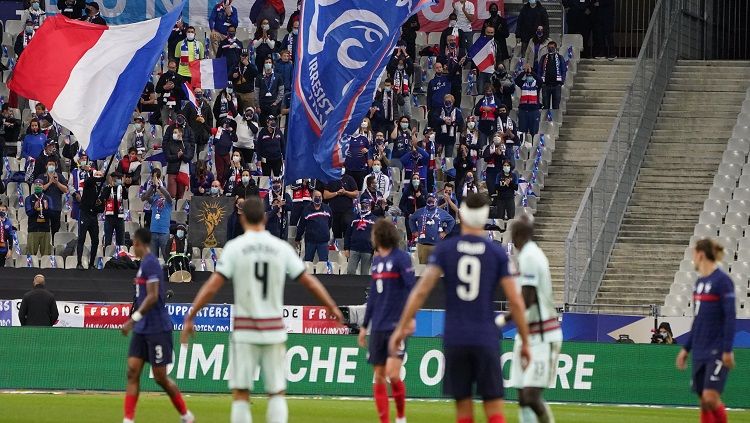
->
[459, 204, 490, 228]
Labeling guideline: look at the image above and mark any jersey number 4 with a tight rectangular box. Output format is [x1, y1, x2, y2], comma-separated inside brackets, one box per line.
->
[457, 256, 481, 301]
[255, 262, 269, 299]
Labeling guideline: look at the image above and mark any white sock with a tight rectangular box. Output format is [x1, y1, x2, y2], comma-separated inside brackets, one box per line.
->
[266, 395, 288, 423]
[231, 400, 251, 423]
[519, 406, 539, 423]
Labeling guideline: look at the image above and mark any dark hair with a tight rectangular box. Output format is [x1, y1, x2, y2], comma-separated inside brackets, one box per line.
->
[449, 13, 457, 20]
[187, 25, 195, 31]
[444, 182, 454, 190]
[151, 167, 161, 178]
[511, 213, 534, 245]
[47, 158, 57, 165]
[548, 40, 558, 47]
[241, 196, 266, 225]
[384, 78, 393, 85]
[134, 228, 152, 245]
[658, 322, 673, 336]
[464, 192, 489, 208]
[695, 238, 725, 262]
[128, 147, 137, 154]
[366, 175, 376, 186]
[372, 218, 400, 250]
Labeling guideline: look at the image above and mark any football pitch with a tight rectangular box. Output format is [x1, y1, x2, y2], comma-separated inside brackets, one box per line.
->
[3, 393, 750, 423]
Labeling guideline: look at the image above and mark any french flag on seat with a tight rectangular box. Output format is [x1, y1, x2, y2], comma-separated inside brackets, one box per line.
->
[189, 58, 228, 89]
[468, 36, 496, 74]
[8, 5, 183, 160]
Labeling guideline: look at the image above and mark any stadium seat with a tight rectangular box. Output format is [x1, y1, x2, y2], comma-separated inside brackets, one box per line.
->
[728, 199, 750, 214]
[731, 261, 750, 275]
[172, 211, 187, 224]
[670, 283, 692, 297]
[40, 255, 65, 269]
[713, 174, 736, 188]
[709, 186, 733, 200]
[201, 248, 223, 259]
[728, 138, 750, 153]
[53, 231, 76, 246]
[304, 262, 315, 274]
[65, 256, 87, 269]
[725, 211, 749, 227]
[660, 305, 683, 317]
[679, 259, 696, 271]
[733, 187, 750, 201]
[738, 249, 750, 262]
[723, 150, 747, 165]
[719, 225, 744, 240]
[718, 163, 742, 177]
[664, 293, 690, 309]
[703, 199, 727, 214]
[739, 174, 750, 188]
[693, 224, 719, 238]
[191, 258, 214, 272]
[5, 20, 22, 36]
[314, 261, 340, 275]
[15, 255, 39, 268]
[698, 211, 722, 226]
[674, 270, 697, 286]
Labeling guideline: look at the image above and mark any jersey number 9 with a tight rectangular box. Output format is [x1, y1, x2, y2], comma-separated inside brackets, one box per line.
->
[457, 256, 481, 301]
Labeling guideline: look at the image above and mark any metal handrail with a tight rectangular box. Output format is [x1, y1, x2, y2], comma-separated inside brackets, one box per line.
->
[563, 0, 684, 308]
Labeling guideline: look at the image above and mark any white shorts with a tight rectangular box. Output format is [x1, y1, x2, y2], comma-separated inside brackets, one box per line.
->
[228, 340, 287, 394]
[509, 341, 562, 389]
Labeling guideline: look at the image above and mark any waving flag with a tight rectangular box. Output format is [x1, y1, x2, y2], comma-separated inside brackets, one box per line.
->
[183, 82, 199, 109]
[189, 58, 228, 89]
[468, 35, 496, 74]
[8, 5, 184, 160]
[286, 0, 434, 183]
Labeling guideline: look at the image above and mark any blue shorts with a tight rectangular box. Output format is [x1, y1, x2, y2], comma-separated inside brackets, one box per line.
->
[444, 345, 504, 401]
[368, 330, 406, 365]
[692, 358, 730, 395]
[128, 331, 173, 367]
[517, 109, 541, 135]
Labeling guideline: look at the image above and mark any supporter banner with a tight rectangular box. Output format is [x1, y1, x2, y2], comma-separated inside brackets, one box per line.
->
[0, 300, 12, 326]
[417, 0, 505, 33]
[188, 196, 235, 249]
[2, 328, 750, 407]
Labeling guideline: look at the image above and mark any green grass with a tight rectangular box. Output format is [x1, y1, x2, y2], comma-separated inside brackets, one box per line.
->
[2, 393, 750, 422]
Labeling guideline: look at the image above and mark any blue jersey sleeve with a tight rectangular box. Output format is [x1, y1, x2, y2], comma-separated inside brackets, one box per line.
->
[721, 277, 737, 353]
[143, 258, 162, 284]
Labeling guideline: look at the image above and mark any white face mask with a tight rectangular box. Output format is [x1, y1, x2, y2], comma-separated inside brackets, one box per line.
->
[292, 29, 299, 35]
[264, 63, 273, 71]
[429, 133, 435, 142]
[372, 165, 381, 173]
[187, 33, 195, 41]
[176, 230, 185, 238]
[467, 122, 475, 130]
[503, 166, 511, 173]
[241, 176, 250, 184]
[232, 156, 241, 163]
[261, 24, 270, 31]
[360, 121, 368, 129]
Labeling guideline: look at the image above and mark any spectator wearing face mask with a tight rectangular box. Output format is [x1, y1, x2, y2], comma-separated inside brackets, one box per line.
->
[175, 26, 205, 83]
[155, 60, 185, 125]
[390, 117, 416, 165]
[213, 86, 239, 123]
[372, 80, 404, 135]
[483, 3, 511, 65]
[495, 160, 519, 222]
[168, 18, 187, 63]
[0, 105, 21, 161]
[516, 0, 550, 56]
[182, 87, 213, 154]
[563, 0, 593, 58]
[80, 2, 105, 24]
[214, 118, 238, 185]
[275, 50, 294, 93]
[169, 223, 191, 257]
[401, 141, 430, 189]
[57, 0, 85, 19]
[255, 58, 284, 125]
[232, 51, 259, 111]
[226, 197, 245, 241]
[452, 0, 475, 53]
[138, 168, 161, 230]
[360, 175, 388, 217]
[266, 197, 289, 240]
[438, 35, 467, 109]
[483, 134, 510, 195]
[26, 178, 52, 256]
[385, 57, 413, 118]
[290, 179, 313, 226]
[0, 203, 14, 267]
[524, 26, 552, 74]
[438, 183, 460, 227]
[462, 115, 481, 157]
[490, 64, 515, 110]
[19, 119, 45, 162]
[232, 169, 259, 199]
[125, 116, 153, 157]
[409, 193, 455, 264]
[474, 85, 498, 148]
[101, 171, 127, 248]
[495, 103, 519, 166]
[475, 26, 498, 94]
[75, 170, 104, 268]
[252, 19, 277, 71]
[322, 175, 359, 240]
[345, 125, 372, 190]
[256, 115, 284, 177]
[14, 20, 36, 60]
[21, 0, 45, 30]
[264, 177, 291, 211]
[191, 160, 215, 197]
[460, 171, 479, 203]
[138, 80, 159, 114]
[426, 62, 452, 124]
[453, 144, 476, 192]
[69, 152, 95, 221]
[440, 13, 460, 53]
[368, 134, 390, 170]
[282, 20, 300, 62]
[539, 40, 567, 110]
[287, 0, 301, 32]
[399, 175, 426, 242]
[209, 0, 239, 57]
[401, 13, 420, 59]
[295, 190, 333, 263]
[363, 159, 392, 201]
[33, 139, 61, 180]
[234, 107, 258, 163]
[515, 64, 543, 141]
[344, 199, 376, 275]
[141, 173, 173, 259]
[117, 148, 142, 188]
[224, 150, 245, 194]
[38, 159, 66, 239]
[431, 94, 464, 158]
[164, 126, 195, 200]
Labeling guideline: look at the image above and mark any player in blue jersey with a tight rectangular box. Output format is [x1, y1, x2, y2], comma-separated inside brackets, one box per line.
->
[358, 219, 416, 423]
[676, 239, 736, 423]
[120, 228, 194, 423]
[390, 193, 530, 423]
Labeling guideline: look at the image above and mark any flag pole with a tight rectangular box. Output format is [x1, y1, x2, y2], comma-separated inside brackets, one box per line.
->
[95, 154, 117, 198]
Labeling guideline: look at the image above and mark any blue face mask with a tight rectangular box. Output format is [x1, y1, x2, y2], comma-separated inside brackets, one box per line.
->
[313, 197, 322, 205]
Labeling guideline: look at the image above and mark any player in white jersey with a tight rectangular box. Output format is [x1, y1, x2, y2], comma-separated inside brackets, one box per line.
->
[180, 197, 343, 423]
[508, 214, 562, 423]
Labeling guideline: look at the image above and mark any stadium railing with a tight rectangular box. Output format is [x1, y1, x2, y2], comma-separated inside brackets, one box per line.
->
[563, 0, 707, 308]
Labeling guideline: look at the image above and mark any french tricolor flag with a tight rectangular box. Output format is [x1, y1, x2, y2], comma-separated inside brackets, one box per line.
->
[188, 58, 228, 90]
[468, 36, 496, 74]
[8, 5, 183, 160]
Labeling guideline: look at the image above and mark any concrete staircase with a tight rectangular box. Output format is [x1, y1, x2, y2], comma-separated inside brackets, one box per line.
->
[596, 61, 750, 312]
[533, 59, 635, 303]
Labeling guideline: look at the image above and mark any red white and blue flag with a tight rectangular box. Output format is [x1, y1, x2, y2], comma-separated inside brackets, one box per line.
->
[189, 58, 228, 89]
[8, 5, 183, 160]
[286, 0, 435, 183]
[183, 82, 199, 109]
[468, 36, 496, 74]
